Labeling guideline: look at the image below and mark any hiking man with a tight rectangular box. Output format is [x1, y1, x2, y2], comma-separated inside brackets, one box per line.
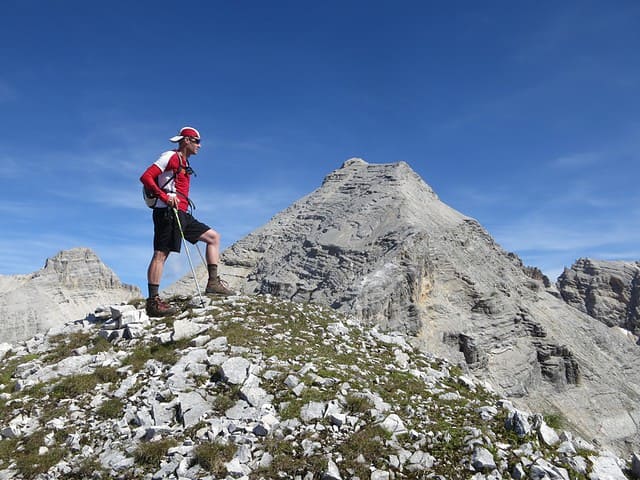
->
[140, 126, 233, 316]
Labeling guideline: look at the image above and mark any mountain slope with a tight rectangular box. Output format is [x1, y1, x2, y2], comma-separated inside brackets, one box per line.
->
[0, 295, 632, 479]
[168, 158, 640, 453]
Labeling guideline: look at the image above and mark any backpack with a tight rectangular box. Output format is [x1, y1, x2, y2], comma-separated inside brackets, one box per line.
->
[142, 167, 180, 208]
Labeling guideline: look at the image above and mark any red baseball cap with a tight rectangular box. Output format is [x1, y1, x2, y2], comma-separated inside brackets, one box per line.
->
[169, 126, 201, 143]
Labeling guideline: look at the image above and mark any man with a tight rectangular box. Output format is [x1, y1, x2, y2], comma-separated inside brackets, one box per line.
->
[140, 126, 233, 317]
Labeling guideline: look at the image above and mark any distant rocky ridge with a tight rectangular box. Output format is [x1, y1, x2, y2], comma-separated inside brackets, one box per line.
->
[166, 158, 640, 454]
[557, 258, 640, 336]
[0, 248, 140, 344]
[0, 295, 637, 479]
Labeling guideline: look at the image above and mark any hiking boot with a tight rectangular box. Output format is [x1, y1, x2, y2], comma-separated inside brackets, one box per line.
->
[146, 295, 178, 317]
[205, 276, 234, 296]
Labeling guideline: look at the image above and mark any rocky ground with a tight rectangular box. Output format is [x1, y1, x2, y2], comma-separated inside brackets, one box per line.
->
[0, 294, 637, 479]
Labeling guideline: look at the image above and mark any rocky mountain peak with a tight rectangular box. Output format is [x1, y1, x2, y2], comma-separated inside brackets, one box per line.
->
[0, 247, 140, 344]
[167, 159, 640, 453]
[37, 248, 130, 290]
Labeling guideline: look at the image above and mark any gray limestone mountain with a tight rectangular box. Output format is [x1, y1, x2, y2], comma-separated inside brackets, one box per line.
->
[557, 258, 640, 335]
[168, 158, 640, 454]
[0, 247, 140, 344]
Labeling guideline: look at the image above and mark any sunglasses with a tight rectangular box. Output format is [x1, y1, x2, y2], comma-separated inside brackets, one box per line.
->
[187, 137, 201, 144]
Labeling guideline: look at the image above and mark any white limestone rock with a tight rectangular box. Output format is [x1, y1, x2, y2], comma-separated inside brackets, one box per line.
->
[172, 319, 209, 342]
[472, 447, 496, 471]
[380, 413, 407, 436]
[221, 357, 251, 385]
[589, 454, 628, 480]
[300, 401, 326, 423]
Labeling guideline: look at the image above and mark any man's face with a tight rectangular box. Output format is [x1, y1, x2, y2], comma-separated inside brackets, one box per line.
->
[185, 136, 201, 155]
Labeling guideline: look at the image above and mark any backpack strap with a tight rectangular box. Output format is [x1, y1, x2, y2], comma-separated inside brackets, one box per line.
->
[160, 153, 196, 210]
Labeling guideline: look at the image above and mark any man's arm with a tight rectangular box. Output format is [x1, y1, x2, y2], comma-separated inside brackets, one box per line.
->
[140, 164, 171, 204]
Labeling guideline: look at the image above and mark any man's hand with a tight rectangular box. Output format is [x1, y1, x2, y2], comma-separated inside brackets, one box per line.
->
[166, 195, 180, 208]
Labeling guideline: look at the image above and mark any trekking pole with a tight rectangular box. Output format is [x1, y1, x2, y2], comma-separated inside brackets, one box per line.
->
[172, 208, 206, 307]
[195, 243, 208, 269]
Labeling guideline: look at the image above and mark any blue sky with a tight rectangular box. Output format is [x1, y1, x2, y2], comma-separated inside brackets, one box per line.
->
[2, 1, 639, 292]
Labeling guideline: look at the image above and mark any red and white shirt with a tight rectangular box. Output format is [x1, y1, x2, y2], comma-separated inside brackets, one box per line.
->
[140, 150, 191, 211]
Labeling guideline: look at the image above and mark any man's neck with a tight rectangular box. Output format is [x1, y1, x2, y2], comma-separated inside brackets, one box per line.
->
[177, 147, 190, 161]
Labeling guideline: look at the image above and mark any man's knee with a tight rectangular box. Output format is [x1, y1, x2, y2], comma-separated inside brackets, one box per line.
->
[152, 250, 170, 263]
[200, 229, 220, 244]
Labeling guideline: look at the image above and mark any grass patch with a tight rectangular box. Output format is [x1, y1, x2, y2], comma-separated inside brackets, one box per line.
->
[13, 429, 66, 479]
[133, 438, 179, 469]
[339, 424, 393, 476]
[0, 354, 39, 391]
[194, 441, 236, 475]
[58, 458, 106, 479]
[212, 384, 241, 414]
[380, 370, 427, 409]
[18, 381, 48, 400]
[43, 332, 94, 363]
[89, 335, 113, 354]
[51, 373, 99, 400]
[0, 437, 18, 464]
[544, 412, 565, 430]
[122, 339, 189, 372]
[259, 437, 326, 477]
[212, 322, 259, 347]
[93, 366, 120, 384]
[344, 394, 374, 415]
[96, 397, 124, 419]
[278, 385, 337, 420]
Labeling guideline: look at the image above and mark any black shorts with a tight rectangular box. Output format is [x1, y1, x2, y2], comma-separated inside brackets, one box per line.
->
[152, 208, 210, 253]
